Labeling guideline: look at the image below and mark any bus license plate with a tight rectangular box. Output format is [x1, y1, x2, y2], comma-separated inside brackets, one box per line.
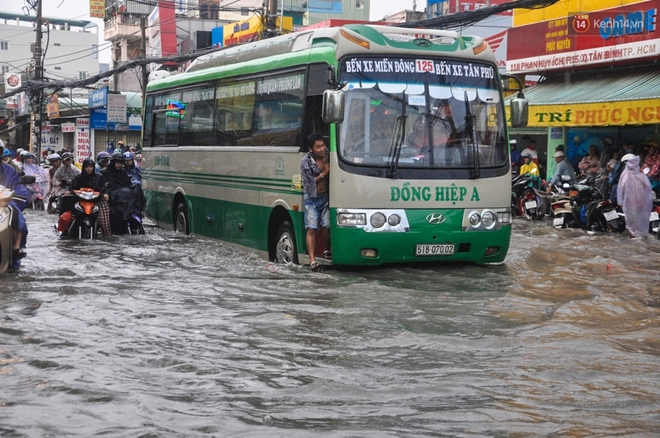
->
[650, 211, 659, 221]
[553, 216, 564, 227]
[603, 210, 618, 221]
[525, 200, 537, 209]
[416, 244, 454, 256]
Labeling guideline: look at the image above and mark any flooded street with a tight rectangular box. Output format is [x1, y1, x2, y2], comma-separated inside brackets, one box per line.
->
[2, 210, 660, 436]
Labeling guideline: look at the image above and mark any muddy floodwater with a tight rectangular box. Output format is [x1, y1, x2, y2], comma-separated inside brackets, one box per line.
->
[1, 210, 660, 436]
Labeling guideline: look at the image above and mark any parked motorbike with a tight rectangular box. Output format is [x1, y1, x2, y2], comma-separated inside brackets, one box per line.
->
[648, 199, 660, 238]
[552, 183, 625, 232]
[511, 173, 551, 219]
[0, 185, 27, 274]
[58, 188, 102, 239]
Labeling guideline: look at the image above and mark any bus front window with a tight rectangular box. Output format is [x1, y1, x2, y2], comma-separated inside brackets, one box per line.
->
[338, 57, 507, 171]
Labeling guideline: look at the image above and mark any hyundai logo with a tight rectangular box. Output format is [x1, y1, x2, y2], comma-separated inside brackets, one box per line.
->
[426, 213, 446, 225]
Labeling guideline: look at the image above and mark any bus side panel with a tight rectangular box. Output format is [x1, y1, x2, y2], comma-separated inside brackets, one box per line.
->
[143, 185, 175, 228]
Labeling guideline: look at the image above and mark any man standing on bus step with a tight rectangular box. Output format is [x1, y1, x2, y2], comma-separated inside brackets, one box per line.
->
[300, 133, 330, 271]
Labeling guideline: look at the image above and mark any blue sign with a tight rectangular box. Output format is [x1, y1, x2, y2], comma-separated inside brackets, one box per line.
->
[88, 87, 108, 109]
[90, 108, 141, 131]
[211, 26, 224, 49]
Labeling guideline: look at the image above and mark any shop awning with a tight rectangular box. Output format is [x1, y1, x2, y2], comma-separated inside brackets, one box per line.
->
[507, 67, 660, 127]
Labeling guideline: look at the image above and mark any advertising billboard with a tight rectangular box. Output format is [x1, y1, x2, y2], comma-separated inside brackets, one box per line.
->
[507, 0, 660, 73]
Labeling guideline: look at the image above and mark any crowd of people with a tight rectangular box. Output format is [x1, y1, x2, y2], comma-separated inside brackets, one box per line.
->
[1, 139, 144, 241]
[512, 136, 658, 237]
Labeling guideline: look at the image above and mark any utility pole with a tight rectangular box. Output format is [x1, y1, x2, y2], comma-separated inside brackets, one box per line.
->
[140, 16, 148, 105]
[32, 0, 44, 157]
[267, 0, 277, 32]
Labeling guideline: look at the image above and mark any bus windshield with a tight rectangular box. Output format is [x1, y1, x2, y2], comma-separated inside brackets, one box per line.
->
[338, 56, 507, 171]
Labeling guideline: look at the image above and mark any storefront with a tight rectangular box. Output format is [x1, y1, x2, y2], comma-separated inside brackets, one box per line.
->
[506, 0, 660, 175]
[88, 88, 142, 155]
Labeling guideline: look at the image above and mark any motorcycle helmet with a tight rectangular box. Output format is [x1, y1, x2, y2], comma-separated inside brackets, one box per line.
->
[48, 153, 61, 162]
[123, 151, 134, 160]
[522, 153, 533, 160]
[3, 148, 10, 157]
[111, 151, 125, 162]
[97, 151, 111, 162]
[61, 152, 74, 162]
[23, 152, 36, 160]
[621, 153, 636, 163]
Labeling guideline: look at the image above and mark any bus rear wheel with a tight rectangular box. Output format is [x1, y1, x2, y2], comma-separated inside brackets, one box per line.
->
[273, 221, 298, 264]
[174, 203, 189, 234]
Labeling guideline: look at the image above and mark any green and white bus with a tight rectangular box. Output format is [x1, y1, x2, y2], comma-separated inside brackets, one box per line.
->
[142, 24, 527, 266]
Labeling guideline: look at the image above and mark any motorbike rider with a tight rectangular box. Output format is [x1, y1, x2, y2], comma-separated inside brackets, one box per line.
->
[0, 144, 28, 260]
[21, 152, 49, 205]
[546, 151, 577, 192]
[101, 152, 145, 234]
[123, 151, 141, 186]
[51, 152, 81, 200]
[2, 147, 21, 175]
[64, 158, 112, 236]
[95, 151, 111, 173]
[520, 153, 540, 177]
[45, 153, 62, 214]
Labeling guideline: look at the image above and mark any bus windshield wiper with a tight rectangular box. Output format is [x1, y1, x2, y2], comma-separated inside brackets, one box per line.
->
[464, 91, 480, 179]
[386, 96, 408, 179]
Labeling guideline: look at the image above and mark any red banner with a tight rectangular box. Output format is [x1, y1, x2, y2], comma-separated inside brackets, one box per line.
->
[507, 0, 660, 73]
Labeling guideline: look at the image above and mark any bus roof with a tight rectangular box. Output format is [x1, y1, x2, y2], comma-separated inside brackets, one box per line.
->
[147, 24, 493, 92]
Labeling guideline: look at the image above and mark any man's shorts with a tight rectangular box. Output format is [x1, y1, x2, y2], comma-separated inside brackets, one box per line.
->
[304, 193, 329, 230]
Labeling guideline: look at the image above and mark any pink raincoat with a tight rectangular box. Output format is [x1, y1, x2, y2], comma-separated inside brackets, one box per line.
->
[617, 156, 653, 237]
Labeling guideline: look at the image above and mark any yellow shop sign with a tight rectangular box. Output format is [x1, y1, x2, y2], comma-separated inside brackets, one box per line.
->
[506, 98, 660, 127]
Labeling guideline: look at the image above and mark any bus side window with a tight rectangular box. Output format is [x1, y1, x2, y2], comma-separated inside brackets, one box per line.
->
[253, 72, 304, 146]
[216, 80, 256, 146]
[181, 86, 215, 146]
[143, 96, 153, 147]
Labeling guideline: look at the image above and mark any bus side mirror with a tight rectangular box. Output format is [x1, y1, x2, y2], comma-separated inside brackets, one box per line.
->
[322, 89, 345, 124]
[509, 97, 528, 128]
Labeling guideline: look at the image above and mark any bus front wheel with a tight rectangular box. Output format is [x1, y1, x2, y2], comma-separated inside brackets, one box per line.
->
[273, 221, 298, 264]
[174, 203, 189, 234]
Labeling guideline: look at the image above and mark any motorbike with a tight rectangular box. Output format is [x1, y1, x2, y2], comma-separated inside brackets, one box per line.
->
[0, 185, 28, 274]
[552, 183, 626, 232]
[58, 188, 102, 239]
[648, 199, 660, 238]
[511, 173, 551, 220]
[108, 186, 145, 235]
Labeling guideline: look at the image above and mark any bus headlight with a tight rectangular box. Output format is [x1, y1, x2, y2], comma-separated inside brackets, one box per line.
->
[388, 214, 401, 226]
[462, 208, 510, 231]
[370, 212, 386, 228]
[338, 212, 367, 226]
[468, 211, 481, 227]
[481, 210, 496, 229]
[336, 209, 409, 232]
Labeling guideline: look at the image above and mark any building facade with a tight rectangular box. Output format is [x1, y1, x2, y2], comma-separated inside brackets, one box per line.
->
[506, 0, 660, 174]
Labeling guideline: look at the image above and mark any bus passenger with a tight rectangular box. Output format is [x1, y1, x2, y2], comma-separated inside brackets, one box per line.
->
[300, 133, 330, 271]
[255, 104, 274, 130]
